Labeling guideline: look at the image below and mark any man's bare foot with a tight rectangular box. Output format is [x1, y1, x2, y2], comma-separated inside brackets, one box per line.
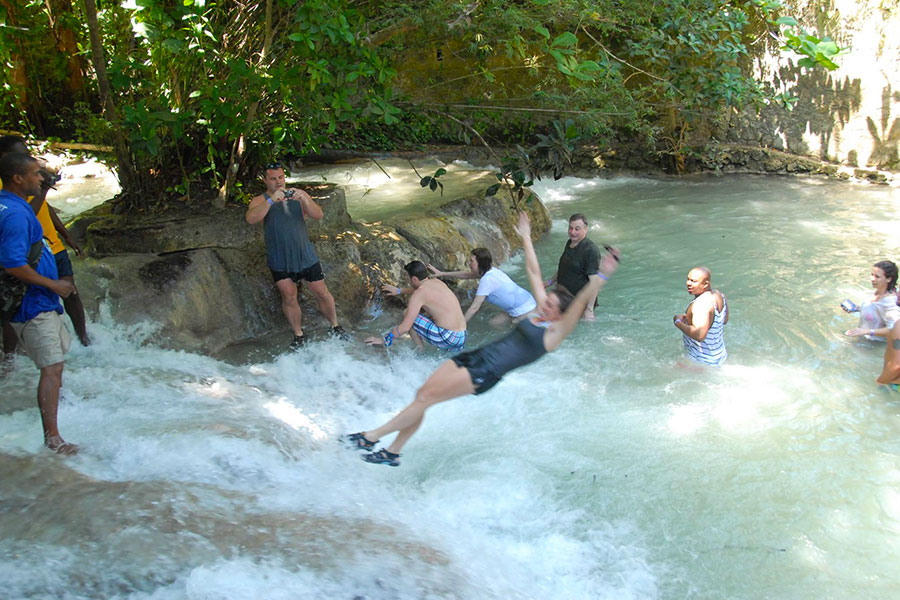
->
[583, 308, 596, 322]
[45, 435, 79, 455]
[78, 334, 91, 346]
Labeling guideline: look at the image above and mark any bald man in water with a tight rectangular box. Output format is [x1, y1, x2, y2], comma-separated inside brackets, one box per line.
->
[876, 312, 900, 390]
[673, 266, 729, 366]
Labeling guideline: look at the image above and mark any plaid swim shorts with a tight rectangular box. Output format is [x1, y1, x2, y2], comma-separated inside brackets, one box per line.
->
[412, 313, 466, 351]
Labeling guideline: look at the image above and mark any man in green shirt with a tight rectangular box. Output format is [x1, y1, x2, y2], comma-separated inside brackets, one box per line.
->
[544, 213, 600, 321]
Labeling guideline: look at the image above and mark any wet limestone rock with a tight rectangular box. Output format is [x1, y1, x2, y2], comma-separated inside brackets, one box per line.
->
[73, 182, 553, 353]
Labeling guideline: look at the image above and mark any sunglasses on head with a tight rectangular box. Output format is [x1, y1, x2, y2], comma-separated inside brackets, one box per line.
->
[264, 162, 283, 171]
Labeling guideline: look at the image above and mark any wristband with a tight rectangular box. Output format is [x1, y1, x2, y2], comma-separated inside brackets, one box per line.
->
[870, 329, 875, 337]
[675, 318, 683, 325]
[595, 272, 608, 281]
[383, 331, 393, 347]
[395, 286, 401, 295]
[266, 195, 273, 205]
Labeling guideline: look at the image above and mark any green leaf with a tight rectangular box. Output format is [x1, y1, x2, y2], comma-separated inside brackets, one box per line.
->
[775, 16, 798, 27]
[817, 40, 840, 56]
[485, 183, 501, 196]
[434, 168, 447, 177]
[429, 179, 437, 191]
[815, 53, 838, 70]
[533, 25, 550, 40]
[551, 32, 578, 48]
[420, 176, 432, 188]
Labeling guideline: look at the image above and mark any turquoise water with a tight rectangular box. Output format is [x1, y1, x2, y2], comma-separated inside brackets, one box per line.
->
[2, 171, 899, 599]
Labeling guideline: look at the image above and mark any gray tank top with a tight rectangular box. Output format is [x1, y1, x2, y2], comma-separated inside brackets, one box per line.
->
[263, 196, 319, 272]
[480, 317, 549, 377]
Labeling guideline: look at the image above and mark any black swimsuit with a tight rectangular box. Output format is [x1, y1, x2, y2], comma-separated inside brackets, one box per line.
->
[451, 317, 548, 394]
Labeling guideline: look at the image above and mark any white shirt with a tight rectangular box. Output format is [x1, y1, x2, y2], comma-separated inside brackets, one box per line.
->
[858, 292, 900, 341]
[476, 268, 537, 317]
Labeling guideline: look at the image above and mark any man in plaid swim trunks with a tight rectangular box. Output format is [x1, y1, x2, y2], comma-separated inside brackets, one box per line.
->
[365, 260, 466, 351]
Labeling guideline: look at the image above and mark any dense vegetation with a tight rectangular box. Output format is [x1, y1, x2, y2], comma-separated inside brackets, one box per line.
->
[0, 0, 842, 209]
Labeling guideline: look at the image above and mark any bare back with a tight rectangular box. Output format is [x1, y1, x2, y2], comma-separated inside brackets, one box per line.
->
[406, 279, 467, 331]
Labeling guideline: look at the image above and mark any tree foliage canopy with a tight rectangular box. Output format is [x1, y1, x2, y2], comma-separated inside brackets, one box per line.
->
[0, 0, 842, 209]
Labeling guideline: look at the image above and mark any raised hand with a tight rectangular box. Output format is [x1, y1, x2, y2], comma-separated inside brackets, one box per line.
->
[513, 211, 531, 240]
[598, 246, 620, 277]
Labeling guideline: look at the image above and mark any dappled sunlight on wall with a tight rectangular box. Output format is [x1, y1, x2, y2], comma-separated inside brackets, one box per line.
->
[739, 0, 900, 171]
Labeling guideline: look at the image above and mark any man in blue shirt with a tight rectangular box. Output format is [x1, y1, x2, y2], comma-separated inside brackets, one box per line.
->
[0, 152, 77, 454]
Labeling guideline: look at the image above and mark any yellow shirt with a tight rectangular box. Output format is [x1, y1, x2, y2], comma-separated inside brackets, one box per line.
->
[28, 198, 65, 254]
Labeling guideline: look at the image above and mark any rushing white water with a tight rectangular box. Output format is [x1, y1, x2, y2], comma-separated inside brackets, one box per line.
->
[44, 158, 121, 220]
[2, 170, 900, 599]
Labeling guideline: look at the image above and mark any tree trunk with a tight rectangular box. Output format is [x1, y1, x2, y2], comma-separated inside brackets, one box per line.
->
[45, 0, 86, 100]
[215, 0, 274, 208]
[82, 0, 136, 192]
[0, 0, 32, 125]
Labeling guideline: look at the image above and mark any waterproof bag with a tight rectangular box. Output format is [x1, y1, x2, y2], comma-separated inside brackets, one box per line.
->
[0, 240, 45, 322]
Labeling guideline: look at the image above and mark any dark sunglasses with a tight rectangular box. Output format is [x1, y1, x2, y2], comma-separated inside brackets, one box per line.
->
[264, 162, 283, 171]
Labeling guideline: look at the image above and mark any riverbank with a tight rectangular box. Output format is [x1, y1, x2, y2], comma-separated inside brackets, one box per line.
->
[302, 143, 898, 185]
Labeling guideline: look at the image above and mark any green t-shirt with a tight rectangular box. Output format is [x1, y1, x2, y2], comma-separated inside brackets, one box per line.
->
[556, 237, 600, 296]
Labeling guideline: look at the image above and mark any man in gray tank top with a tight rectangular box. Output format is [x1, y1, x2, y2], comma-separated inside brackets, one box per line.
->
[245, 163, 348, 349]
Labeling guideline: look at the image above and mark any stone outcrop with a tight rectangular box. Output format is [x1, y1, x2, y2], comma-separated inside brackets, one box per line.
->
[70, 184, 550, 354]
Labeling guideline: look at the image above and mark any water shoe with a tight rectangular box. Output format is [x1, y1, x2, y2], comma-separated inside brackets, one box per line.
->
[342, 432, 377, 451]
[363, 448, 400, 467]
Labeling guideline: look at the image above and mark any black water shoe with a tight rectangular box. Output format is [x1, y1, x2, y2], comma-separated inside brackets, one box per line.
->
[289, 335, 306, 350]
[363, 449, 400, 467]
[342, 432, 377, 451]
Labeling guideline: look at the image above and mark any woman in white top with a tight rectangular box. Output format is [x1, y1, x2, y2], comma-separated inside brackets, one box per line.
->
[844, 260, 900, 341]
[428, 248, 537, 326]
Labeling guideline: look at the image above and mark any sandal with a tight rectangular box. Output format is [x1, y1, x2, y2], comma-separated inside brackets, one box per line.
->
[343, 432, 377, 451]
[363, 448, 400, 467]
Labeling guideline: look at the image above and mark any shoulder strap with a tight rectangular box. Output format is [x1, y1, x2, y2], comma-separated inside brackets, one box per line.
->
[26, 240, 43, 267]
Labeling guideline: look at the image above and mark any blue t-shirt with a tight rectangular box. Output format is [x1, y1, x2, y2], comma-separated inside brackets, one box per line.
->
[0, 189, 62, 322]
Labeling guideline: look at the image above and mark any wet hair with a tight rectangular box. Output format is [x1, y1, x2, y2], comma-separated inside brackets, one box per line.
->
[0, 152, 36, 186]
[874, 260, 898, 292]
[471, 248, 492, 276]
[551, 287, 575, 314]
[568, 213, 588, 227]
[0, 135, 26, 156]
[404, 260, 429, 281]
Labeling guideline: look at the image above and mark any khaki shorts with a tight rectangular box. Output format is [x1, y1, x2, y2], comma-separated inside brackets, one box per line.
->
[11, 311, 72, 369]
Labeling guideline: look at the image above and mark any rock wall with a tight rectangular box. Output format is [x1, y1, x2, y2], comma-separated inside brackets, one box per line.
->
[70, 184, 550, 354]
[726, 0, 900, 172]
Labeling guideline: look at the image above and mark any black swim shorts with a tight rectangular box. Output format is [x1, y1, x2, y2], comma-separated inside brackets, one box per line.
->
[270, 262, 325, 284]
[451, 348, 502, 395]
[54, 249, 74, 278]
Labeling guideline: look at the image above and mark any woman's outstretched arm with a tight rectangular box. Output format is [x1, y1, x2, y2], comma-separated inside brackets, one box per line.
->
[427, 264, 478, 280]
[513, 212, 549, 308]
